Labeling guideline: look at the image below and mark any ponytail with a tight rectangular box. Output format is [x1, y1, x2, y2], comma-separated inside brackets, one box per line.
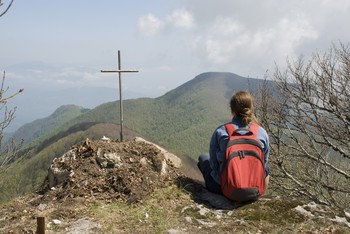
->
[230, 91, 258, 125]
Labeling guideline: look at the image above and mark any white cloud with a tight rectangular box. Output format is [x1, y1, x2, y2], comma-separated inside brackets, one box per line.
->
[274, 17, 319, 59]
[5, 71, 24, 79]
[5, 65, 118, 91]
[55, 79, 82, 85]
[83, 72, 102, 81]
[176, 0, 350, 76]
[4, 0, 350, 99]
[166, 9, 195, 29]
[138, 9, 195, 36]
[320, 0, 350, 10]
[53, 67, 82, 78]
[138, 14, 164, 36]
[187, 7, 319, 76]
[136, 1, 322, 76]
[210, 17, 244, 36]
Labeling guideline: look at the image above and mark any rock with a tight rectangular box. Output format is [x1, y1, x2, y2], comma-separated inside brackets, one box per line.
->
[101, 136, 110, 142]
[52, 219, 62, 225]
[293, 202, 350, 228]
[140, 157, 147, 166]
[196, 219, 217, 227]
[160, 159, 168, 175]
[48, 166, 70, 188]
[293, 205, 315, 218]
[184, 216, 192, 223]
[66, 218, 100, 234]
[344, 211, 350, 222]
[134, 137, 182, 168]
[96, 152, 122, 168]
[48, 150, 79, 188]
[37, 203, 47, 211]
[197, 204, 211, 216]
[166, 229, 188, 234]
[198, 190, 238, 210]
[331, 216, 350, 228]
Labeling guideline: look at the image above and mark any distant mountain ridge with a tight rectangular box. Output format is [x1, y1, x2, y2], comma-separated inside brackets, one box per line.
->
[5, 61, 148, 131]
[1, 72, 277, 203]
[12, 72, 276, 157]
[10, 105, 90, 146]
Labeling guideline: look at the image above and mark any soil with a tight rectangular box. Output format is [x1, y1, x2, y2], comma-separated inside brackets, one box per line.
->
[1, 138, 349, 233]
[43, 138, 182, 204]
[0, 138, 183, 233]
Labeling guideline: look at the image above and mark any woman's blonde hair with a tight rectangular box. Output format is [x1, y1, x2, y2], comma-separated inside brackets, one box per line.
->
[230, 91, 258, 125]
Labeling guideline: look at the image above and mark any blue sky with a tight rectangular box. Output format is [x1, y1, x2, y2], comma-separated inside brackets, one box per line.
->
[1, 0, 350, 126]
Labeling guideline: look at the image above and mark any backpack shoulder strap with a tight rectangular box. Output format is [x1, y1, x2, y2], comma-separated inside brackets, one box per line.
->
[225, 122, 261, 137]
[248, 122, 260, 136]
[224, 122, 236, 138]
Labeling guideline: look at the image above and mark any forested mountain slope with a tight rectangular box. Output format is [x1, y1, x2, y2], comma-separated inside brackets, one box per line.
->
[0, 72, 275, 203]
[9, 105, 89, 146]
[60, 72, 274, 158]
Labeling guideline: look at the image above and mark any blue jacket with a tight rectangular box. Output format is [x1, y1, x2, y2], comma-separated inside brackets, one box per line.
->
[209, 116, 270, 184]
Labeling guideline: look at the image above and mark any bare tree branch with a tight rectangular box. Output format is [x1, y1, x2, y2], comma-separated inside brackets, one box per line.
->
[0, 0, 14, 17]
[256, 42, 350, 209]
[0, 70, 23, 169]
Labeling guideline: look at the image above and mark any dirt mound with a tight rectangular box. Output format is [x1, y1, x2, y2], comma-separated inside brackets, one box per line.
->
[1, 138, 350, 233]
[41, 137, 182, 204]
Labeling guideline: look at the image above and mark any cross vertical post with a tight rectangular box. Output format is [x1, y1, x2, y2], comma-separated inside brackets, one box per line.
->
[101, 50, 139, 141]
[117, 51, 123, 141]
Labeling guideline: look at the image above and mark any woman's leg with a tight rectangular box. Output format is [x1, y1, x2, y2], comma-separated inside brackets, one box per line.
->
[198, 153, 222, 194]
[264, 175, 270, 191]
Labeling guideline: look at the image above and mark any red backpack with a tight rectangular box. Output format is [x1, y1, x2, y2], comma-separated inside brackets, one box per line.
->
[220, 122, 266, 202]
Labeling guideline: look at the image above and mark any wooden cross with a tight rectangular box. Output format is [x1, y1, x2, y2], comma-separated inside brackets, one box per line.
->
[101, 50, 139, 141]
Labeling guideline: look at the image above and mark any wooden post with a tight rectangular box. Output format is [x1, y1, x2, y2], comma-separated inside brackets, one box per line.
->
[101, 50, 139, 141]
[37, 216, 45, 234]
[117, 51, 123, 141]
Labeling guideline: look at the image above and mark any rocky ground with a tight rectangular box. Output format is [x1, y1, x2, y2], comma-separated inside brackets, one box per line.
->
[0, 138, 350, 233]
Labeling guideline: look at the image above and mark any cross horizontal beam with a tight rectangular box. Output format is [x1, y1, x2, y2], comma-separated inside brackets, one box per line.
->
[101, 70, 139, 73]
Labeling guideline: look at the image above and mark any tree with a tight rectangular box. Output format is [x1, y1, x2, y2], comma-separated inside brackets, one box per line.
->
[0, 71, 23, 168]
[256, 43, 350, 209]
[0, 0, 14, 17]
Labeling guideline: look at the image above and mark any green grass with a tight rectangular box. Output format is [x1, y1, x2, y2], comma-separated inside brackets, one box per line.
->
[89, 185, 191, 233]
[234, 199, 306, 225]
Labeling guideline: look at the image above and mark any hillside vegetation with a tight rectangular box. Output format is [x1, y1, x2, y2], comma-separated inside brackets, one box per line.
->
[0, 72, 272, 203]
[61, 72, 272, 158]
[9, 104, 89, 146]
